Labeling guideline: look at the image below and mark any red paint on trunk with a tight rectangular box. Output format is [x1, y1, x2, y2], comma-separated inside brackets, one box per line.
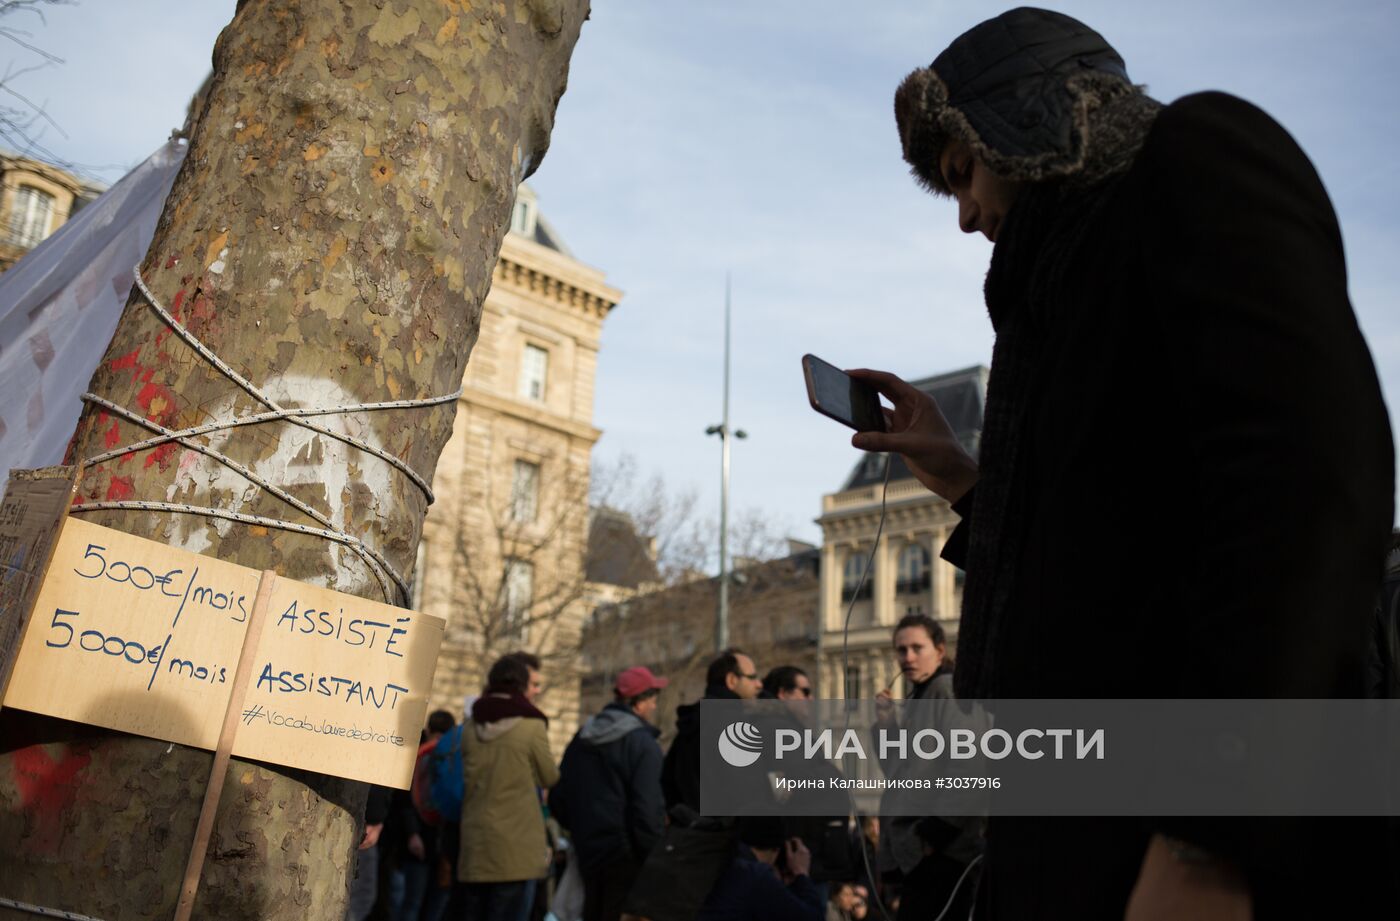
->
[143, 442, 180, 470]
[191, 291, 217, 325]
[104, 420, 121, 450]
[106, 476, 134, 501]
[12, 745, 92, 854]
[109, 348, 142, 378]
[135, 381, 179, 426]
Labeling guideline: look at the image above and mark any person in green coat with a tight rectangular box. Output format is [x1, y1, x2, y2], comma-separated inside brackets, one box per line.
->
[455, 654, 560, 921]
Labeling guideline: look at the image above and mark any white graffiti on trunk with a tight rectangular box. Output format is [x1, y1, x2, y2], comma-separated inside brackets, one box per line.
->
[164, 373, 394, 596]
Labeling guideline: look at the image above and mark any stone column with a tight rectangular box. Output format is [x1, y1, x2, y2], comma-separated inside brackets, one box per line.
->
[821, 540, 840, 633]
[871, 649, 889, 699]
[873, 534, 894, 627]
[931, 527, 956, 622]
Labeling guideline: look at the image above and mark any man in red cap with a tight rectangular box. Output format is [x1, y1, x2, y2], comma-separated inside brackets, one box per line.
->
[549, 666, 669, 921]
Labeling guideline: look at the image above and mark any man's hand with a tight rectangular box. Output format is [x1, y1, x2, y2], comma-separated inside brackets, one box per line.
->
[407, 832, 426, 861]
[1125, 834, 1251, 921]
[783, 837, 812, 880]
[847, 369, 979, 503]
[358, 822, 383, 851]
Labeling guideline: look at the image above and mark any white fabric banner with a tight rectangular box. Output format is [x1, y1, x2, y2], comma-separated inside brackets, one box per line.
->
[0, 140, 186, 485]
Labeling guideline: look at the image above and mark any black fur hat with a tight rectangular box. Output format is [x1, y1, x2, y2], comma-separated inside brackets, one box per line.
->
[895, 7, 1160, 196]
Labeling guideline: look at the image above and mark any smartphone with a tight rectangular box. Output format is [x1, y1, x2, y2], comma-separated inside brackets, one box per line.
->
[802, 354, 886, 433]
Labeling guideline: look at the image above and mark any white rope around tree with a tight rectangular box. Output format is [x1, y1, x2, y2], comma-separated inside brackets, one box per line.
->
[70, 264, 462, 606]
[130, 264, 450, 504]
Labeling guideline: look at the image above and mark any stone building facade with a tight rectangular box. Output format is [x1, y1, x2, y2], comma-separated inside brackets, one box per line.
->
[414, 186, 621, 752]
[816, 366, 986, 701]
[0, 153, 103, 272]
[579, 547, 821, 744]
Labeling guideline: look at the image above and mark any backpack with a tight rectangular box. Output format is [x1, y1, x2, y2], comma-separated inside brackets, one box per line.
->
[428, 724, 465, 822]
[621, 807, 736, 921]
[410, 743, 442, 826]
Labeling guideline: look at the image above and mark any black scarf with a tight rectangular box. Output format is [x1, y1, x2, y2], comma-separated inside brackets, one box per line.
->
[952, 176, 1125, 700]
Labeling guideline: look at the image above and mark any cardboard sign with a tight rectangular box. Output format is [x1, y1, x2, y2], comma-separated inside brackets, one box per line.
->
[0, 465, 78, 700]
[2, 515, 444, 789]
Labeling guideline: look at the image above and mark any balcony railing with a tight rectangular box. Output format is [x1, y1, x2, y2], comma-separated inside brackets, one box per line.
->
[895, 574, 931, 594]
[823, 477, 945, 514]
[840, 582, 872, 603]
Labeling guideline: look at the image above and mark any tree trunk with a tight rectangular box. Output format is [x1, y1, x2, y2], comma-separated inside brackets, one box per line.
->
[0, 1, 589, 917]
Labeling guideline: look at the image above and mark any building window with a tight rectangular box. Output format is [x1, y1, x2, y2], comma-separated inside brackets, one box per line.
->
[841, 550, 871, 602]
[9, 186, 55, 248]
[510, 460, 540, 522]
[519, 344, 548, 402]
[510, 195, 537, 238]
[896, 543, 931, 594]
[844, 665, 862, 700]
[843, 666, 864, 720]
[502, 558, 534, 640]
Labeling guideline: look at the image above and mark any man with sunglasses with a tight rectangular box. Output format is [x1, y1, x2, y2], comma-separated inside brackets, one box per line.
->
[759, 664, 858, 901]
[762, 665, 814, 703]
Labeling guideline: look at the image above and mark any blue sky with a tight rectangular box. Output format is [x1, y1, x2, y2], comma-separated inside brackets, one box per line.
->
[12, 0, 1400, 548]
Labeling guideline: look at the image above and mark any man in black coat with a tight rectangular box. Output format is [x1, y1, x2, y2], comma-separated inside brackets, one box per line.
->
[760, 665, 858, 893]
[848, 7, 1395, 921]
[550, 666, 669, 921]
[662, 648, 763, 812]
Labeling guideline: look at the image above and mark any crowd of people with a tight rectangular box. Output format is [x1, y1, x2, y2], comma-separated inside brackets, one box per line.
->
[343, 620, 969, 921]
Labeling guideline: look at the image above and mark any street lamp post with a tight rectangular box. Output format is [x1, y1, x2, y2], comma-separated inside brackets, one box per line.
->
[707, 276, 745, 651]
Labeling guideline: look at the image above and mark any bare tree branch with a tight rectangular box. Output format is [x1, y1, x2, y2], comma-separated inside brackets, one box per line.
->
[0, 0, 71, 154]
[0, 27, 63, 63]
[1, 81, 66, 139]
[0, 0, 72, 24]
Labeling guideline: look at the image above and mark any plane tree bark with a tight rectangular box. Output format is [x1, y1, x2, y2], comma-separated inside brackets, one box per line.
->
[0, 0, 589, 917]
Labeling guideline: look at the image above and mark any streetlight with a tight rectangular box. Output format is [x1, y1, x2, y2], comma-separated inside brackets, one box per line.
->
[707, 276, 745, 651]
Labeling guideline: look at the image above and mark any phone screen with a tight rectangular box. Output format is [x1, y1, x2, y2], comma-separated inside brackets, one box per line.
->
[803, 355, 886, 433]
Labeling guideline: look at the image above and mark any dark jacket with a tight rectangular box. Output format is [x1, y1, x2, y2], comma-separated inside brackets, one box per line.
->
[550, 702, 665, 872]
[364, 784, 392, 827]
[662, 699, 702, 812]
[948, 91, 1392, 699]
[380, 784, 423, 869]
[875, 664, 978, 877]
[696, 845, 823, 921]
[749, 705, 855, 883]
[663, 685, 741, 812]
[939, 91, 1395, 920]
[1367, 560, 1400, 698]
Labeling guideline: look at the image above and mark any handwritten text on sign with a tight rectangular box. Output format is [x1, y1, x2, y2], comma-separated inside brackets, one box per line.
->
[2, 516, 444, 788]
